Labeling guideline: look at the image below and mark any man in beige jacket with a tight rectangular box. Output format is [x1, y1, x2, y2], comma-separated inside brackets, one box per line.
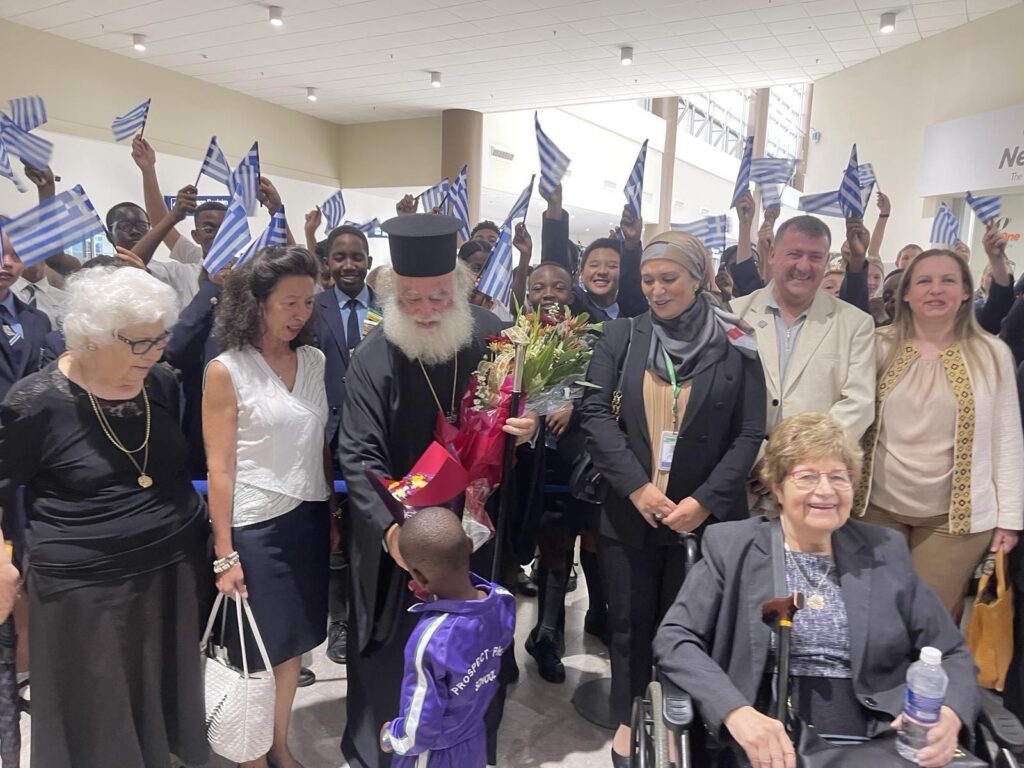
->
[731, 215, 876, 496]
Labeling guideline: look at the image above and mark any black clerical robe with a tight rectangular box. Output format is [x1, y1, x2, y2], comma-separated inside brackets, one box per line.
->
[338, 304, 507, 768]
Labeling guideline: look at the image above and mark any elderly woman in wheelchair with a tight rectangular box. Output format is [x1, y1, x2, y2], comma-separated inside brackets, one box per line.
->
[653, 412, 981, 768]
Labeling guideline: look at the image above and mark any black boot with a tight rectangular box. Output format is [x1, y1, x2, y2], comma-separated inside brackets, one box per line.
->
[526, 564, 567, 683]
[580, 549, 610, 646]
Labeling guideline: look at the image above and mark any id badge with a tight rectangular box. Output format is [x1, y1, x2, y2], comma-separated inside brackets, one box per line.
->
[658, 430, 677, 471]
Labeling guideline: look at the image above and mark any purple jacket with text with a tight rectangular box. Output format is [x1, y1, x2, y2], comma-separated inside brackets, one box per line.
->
[384, 573, 516, 768]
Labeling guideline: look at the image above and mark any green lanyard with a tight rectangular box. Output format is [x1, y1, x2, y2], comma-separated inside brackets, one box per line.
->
[661, 348, 681, 429]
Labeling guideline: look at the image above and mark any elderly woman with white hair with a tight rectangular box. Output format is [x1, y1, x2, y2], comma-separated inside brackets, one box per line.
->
[0, 266, 210, 768]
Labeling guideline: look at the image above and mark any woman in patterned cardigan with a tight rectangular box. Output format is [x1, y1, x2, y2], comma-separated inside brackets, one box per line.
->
[857, 246, 1023, 619]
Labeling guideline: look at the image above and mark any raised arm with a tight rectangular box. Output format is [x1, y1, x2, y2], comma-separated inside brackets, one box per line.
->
[131, 135, 179, 250]
[617, 205, 646, 318]
[977, 220, 1014, 334]
[131, 185, 196, 266]
[540, 183, 571, 270]
[868, 191, 890, 260]
[839, 217, 870, 314]
[510, 222, 533, 311]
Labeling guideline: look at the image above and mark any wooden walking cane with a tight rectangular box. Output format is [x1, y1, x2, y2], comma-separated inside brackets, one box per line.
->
[762, 593, 805, 722]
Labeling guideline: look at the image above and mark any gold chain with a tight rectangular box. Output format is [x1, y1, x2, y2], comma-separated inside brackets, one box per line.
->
[87, 386, 152, 487]
[418, 356, 458, 422]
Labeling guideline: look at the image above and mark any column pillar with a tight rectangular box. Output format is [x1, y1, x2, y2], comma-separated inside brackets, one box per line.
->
[441, 109, 483, 229]
[651, 96, 679, 235]
[745, 88, 772, 227]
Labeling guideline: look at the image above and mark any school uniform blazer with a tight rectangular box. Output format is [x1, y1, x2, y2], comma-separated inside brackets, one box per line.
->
[0, 296, 51, 400]
[654, 516, 978, 734]
[313, 286, 376, 457]
[730, 284, 876, 442]
[578, 312, 766, 549]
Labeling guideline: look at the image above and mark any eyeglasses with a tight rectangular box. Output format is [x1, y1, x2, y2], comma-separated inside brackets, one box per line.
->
[113, 221, 151, 235]
[116, 330, 171, 355]
[786, 469, 856, 491]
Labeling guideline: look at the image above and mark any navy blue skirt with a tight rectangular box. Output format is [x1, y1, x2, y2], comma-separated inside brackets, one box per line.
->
[220, 500, 329, 670]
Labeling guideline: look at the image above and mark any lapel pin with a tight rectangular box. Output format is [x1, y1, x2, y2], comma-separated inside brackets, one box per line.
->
[757, 320, 768, 329]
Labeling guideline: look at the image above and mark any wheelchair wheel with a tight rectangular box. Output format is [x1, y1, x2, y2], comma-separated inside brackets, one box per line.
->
[629, 682, 670, 768]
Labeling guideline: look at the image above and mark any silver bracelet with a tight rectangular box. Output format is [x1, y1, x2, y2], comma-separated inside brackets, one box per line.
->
[213, 552, 239, 575]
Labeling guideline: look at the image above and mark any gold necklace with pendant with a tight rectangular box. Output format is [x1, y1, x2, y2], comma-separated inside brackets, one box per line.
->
[785, 545, 832, 611]
[87, 386, 153, 489]
[419, 357, 459, 424]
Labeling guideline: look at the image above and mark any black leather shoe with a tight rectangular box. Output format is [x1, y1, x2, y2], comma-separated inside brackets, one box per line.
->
[516, 569, 538, 597]
[526, 635, 565, 684]
[326, 621, 348, 665]
[610, 747, 630, 767]
[297, 666, 316, 687]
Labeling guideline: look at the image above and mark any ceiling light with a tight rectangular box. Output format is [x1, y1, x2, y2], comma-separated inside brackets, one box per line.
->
[306, 87, 318, 102]
[132, 33, 147, 51]
[430, 71, 442, 88]
[269, 6, 284, 27]
[621, 46, 633, 66]
[879, 12, 896, 34]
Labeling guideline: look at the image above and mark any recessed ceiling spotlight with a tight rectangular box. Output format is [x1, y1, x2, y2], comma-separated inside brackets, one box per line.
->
[430, 71, 442, 88]
[621, 46, 633, 66]
[269, 5, 284, 27]
[132, 33, 147, 51]
[306, 87, 318, 102]
[879, 11, 896, 34]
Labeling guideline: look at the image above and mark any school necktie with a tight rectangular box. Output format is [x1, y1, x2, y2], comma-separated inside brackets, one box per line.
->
[21, 284, 37, 308]
[345, 299, 361, 351]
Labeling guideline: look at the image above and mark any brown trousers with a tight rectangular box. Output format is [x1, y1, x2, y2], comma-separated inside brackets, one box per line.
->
[862, 504, 991, 621]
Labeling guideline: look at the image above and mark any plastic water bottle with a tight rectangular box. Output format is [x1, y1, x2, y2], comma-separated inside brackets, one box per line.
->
[896, 646, 949, 761]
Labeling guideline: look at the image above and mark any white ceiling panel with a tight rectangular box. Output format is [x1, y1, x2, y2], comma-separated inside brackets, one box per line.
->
[0, 0, 1015, 124]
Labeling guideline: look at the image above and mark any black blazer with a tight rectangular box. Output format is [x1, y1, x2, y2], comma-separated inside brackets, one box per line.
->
[313, 285, 376, 459]
[578, 313, 766, 548]
[0, 295, 51, 400]
[654, 517, 978, 734]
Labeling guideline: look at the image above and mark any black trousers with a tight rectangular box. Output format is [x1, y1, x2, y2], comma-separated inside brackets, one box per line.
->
[599, 532, 698, 727]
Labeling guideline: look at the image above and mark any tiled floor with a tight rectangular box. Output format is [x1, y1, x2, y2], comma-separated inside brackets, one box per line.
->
[19, 574, 615, 767]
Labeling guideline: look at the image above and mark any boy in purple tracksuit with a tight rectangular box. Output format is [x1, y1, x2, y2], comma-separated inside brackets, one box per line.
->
[379, 507, 516, 767]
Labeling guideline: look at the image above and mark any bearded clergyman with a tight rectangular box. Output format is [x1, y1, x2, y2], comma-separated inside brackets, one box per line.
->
[338, 214, 537, 768]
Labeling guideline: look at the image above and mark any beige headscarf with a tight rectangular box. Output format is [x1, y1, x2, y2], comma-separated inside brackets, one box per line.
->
[640, 231, 715, 293]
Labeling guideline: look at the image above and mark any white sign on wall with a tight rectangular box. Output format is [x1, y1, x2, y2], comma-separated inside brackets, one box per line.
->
[918, 101, 1024, 197]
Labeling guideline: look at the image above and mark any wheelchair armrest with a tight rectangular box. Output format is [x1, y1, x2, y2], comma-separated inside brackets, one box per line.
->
[657, 669, 694, 730]
[978, 689, 1024, 755]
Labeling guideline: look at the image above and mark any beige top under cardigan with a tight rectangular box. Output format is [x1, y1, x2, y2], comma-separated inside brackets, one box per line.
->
[643, 370, 692, 494]
[870, 357, 956, 518]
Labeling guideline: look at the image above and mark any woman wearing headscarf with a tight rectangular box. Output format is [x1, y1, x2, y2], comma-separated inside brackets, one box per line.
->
[579, 231, 766, 766]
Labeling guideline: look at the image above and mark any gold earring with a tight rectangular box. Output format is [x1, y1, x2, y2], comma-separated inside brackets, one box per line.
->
[86, 343, 98, 351]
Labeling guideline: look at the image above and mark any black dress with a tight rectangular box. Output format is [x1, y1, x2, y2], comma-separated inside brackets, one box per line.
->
[0, 363, 211, 768]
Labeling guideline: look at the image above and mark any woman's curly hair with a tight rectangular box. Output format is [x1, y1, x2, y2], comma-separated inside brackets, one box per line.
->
[213, 245, 320, 351]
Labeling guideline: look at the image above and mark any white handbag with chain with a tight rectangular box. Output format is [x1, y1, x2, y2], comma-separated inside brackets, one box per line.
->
[201, 592, 276, 762]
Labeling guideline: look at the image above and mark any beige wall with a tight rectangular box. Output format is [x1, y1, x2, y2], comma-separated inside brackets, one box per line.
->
[337, 117, 443, 189]
[805, 4, 1024, 266]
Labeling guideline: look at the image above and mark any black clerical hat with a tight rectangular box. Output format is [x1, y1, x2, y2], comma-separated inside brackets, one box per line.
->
[381, 214, 461, 277]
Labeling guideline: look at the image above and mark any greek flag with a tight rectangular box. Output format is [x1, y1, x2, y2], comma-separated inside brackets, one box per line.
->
[9, 96, 46, 131]
[449, 165, 470, 240]
[321, 189, 346, 230]
[857, 163, 876, 189]
[198, 135, 231, 187]
[731, 136, 754, 208]
[230, 142, 260, 216]
[624, 139, 649, 219]
[760, 183, 783, 210]
[965, 191, 1001, 224]
[838, 144, 863, 219]
[343, 218, 381, 235]
[420, 178, 449, 213]
[535, 112, 570, 197]
[0, 140, 27, 193]
[671, 215, 729, 250]
[0, 114, 53, 170]
[203, 186, 252, 275]
[750, 157, 797, 185]
[2, 185, 106, 266]
[237, 206, 288, 265]
[798, 190, 844, 218]
[111, 98, 151, 142]
[929, 202, 959, 246]
[476, 175, 535, 306]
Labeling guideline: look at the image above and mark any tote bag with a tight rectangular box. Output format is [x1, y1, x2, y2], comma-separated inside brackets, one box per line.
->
[966, 551, 1014, 692]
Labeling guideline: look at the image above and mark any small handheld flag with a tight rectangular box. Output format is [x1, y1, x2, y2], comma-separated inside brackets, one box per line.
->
[343, 218, 381, 235]
[449, 165, 470, 240]
[321, 190, 346, 231]
[230, 142, 261, 217]
[965, 191, 1001, 224]
[419, 179, 449, 213]
[195, 135, 232, 188]
[929, 202, 960, 246]
[476, 175, 535, 306]
[624, 140, 649, 219]
[798, 190, 845, 218]
[535, 112, 571, 197]
[0, 114, 53, 170]
[749, 156, 796, 185]
[3, 185, 106, 266]
[237, 206, 288, 265]
[203, 186, 252, 275]
[671, 215, 729, 250]
[9, 96, 47, 132]
[838, 144, 864, 219]
[760, 183, 783, 211]
[111, 98, 151, 142]
[731, 136, 754, 208]
[0, 140, 27, 192]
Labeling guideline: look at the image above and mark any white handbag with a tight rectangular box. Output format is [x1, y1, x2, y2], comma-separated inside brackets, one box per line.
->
[201, 592, 276, 762]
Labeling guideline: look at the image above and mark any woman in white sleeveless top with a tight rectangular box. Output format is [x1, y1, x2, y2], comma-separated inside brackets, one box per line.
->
[203, 246, 336, 768]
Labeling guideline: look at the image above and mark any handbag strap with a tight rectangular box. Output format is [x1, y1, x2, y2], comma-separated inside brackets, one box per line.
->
[611, 317, 635, 422]
[238, 594, 274, 675]
[995, 549, 1009, 598]
[199, 592, 275, 677]
[201, 592, 226, 651]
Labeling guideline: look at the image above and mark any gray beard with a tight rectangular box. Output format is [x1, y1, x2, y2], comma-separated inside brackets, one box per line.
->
[381, 292, 474, 365]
